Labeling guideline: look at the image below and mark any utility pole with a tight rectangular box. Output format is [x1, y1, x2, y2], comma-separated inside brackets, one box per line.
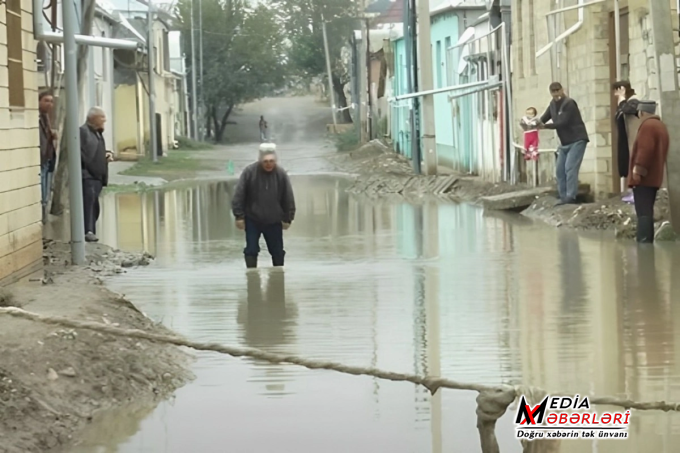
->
[359, 18, 369, 142]
[405, 0, 420, 173]
[147, 0, 158, 162]
[190, 0, 199, 140]
[321, 13, 338, 129]
[198, 0, 204, 140]
[62, 0, 85, 264]
[416, 0, 437, 175]
[649, 0, 680, 232]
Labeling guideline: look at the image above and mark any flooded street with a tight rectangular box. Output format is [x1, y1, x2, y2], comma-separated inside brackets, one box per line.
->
[68, 173, 680, 453]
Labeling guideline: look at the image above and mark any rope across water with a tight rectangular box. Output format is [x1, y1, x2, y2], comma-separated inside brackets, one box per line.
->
[2, 306, 679, 451]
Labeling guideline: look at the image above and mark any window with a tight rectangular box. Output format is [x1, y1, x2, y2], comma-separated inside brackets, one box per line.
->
[6, 0, 25, 107]
[436, 40, 442, 88]
[444, 37, 451, 85]
[163, 30, 170, 72]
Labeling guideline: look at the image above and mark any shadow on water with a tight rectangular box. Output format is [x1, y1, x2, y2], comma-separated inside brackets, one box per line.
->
[69, 175, 680, 453]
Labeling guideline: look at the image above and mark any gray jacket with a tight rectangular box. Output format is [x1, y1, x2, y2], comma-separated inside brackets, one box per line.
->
[80, 123, 109, 186]
[231, 162, 296, 225]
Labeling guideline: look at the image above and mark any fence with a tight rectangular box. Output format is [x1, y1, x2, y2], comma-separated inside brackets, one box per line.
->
[445, 24, 511, 184]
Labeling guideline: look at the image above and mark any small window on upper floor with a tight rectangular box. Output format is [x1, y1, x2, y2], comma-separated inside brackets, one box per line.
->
[6, 0, 26, 108]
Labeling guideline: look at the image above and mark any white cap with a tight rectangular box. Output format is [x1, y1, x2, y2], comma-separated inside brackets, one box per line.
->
[259, 143, 277, 152]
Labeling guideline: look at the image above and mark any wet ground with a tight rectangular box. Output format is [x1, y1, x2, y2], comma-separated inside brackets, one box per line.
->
[63, 174, 680, 453]
[51, 96, 680, 452]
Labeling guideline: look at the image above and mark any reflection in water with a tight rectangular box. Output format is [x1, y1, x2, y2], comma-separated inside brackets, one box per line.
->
[73, 176, 680, 453]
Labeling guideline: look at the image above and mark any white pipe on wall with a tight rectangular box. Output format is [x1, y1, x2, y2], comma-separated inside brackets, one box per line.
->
[535, 0, 607, 58]
[33, 0, 140, 50]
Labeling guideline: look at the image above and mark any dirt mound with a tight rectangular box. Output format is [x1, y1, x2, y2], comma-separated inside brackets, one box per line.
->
[0, 241, 194, 453]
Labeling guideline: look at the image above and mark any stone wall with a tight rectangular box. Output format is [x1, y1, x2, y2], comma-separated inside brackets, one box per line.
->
[0, 0, 43, 283]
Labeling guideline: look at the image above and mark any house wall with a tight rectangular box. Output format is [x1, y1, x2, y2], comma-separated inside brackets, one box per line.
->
[92, 16, 115, 149]
[511, 0, 679, 197]
[390, 38, 413, 158]
[114, 83, 141, 154]
[430, 11, 459, 169]
[0, 0, 44, 283]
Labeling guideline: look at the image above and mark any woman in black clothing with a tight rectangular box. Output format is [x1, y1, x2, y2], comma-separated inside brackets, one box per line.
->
[612, 81, 640, 203]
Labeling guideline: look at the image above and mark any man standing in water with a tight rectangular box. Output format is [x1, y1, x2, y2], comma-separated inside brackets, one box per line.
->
[259, 116, 268, 142]
[232, 143, 296, 268]
[628, 100, 669, 243]
[537, 82, 589, 205]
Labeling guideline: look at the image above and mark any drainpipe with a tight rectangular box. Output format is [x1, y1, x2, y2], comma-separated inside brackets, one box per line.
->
[614, 0, 626, 193]
[33, 0, 140, 50]
[535, 0, 607, 58]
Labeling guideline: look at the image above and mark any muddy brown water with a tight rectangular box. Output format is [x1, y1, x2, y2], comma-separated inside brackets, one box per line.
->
[70, 175, 680, 453]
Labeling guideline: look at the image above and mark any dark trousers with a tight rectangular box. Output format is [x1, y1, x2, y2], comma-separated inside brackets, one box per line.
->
[633, 186, 658, 217]
[244, 218, 284, 260]
[83, 178, 103, 234]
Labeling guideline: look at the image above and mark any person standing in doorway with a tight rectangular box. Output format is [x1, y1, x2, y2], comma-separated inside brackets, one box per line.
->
[537, 82, 590, 205]
[628, 100, 669, 244]
[231, 143, 296, 269]
[612, 81, 641, 204]
[259, 116, 268, 142]
[39, 91, 58, 224]
[80, 107, 113, 243]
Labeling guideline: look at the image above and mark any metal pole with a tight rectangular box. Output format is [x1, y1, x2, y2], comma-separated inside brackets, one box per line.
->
[416, 0, 437, 175]
[62, 0, 85, 264]
[147, 0, 158, 162]
[190, 0, 199, 140]
[198, 0, 204, 140]
[321, 13, 338, 129]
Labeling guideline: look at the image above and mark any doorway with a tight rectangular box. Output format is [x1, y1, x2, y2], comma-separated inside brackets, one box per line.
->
[608, 8, 630, 194]
[155, 113, 163, 157]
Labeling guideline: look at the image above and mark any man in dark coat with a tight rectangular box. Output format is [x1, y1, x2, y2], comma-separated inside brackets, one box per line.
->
[628, 100, 669, 243]
[538, 82, 590, 205]
[39, 91, 57, 224]
[231, 143, 296, 268]
[80, 107, 113, 243]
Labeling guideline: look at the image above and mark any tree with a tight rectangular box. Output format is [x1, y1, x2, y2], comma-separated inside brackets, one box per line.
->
[175, 0, 287, 142]
[271, 0, 357, 123]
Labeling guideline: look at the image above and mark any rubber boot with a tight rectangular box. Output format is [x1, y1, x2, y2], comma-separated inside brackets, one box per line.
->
[245, 255, 258, 268]
[272, 255, 284, 267]
[636, 216, 655, 244]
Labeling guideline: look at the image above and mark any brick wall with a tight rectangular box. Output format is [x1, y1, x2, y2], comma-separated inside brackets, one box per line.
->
[512, 0, 613, 198]
[0, 0, 43, 284]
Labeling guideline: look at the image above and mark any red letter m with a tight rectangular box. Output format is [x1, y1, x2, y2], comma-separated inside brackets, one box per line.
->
[514, 396, 548, 425]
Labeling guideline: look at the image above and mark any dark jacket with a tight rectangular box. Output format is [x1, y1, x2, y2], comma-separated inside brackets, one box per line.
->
[39, 113, 56, 170]
[539, 97, 589, 146]
[615, 96, 641, 178]
[80, 123, 109, 186]
[628, 115, 669, 189]
[231, 162, 296, 225]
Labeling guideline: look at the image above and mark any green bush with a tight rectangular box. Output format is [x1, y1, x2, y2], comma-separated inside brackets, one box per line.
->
[332, 124, 360, 152]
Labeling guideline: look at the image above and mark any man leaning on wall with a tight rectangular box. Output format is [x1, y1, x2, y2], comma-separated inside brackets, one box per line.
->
[39, 91, 58, 224]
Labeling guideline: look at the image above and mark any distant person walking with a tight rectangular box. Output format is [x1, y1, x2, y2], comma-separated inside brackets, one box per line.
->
[628, 100, 669, 244]
[232, 143, 296, 268]
[259, 116, 268, 142]
[80, 107, 113, 243]
[39, 91, 57, 224]
[537, 82, 589, 205]
[612, 81, 641, 204]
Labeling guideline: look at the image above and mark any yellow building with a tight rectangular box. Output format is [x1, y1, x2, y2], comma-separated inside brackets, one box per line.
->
[0, 0, 43, 283]
[512, 0, 679, 198]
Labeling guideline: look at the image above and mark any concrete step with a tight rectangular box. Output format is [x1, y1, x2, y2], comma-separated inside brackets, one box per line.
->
[480, 184, 591, 211]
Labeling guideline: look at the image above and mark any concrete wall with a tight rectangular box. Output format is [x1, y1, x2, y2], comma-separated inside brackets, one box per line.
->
[0, 0, 44, 283]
